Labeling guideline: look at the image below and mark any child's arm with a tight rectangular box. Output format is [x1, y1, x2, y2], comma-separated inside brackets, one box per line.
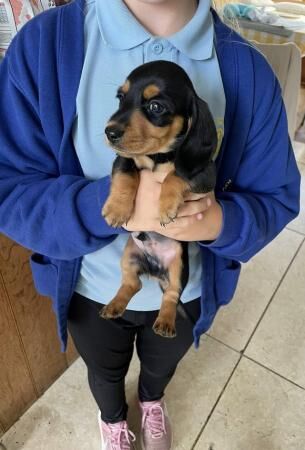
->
[198, 67, 300, 262]
[0, 51, 127, 261]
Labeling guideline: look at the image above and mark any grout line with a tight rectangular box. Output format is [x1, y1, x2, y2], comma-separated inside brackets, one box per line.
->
[242, 236, 305, 354]
[286, 227, 305, 237]
[208, 235, 305, 357]
[243, 355, 305, 392]
[206, 333, 241, 355]
[191, 354, 242, 449]
[191, 352, 305, 449]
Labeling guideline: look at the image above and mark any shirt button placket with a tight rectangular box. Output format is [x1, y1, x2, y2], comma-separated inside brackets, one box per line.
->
[153, 42, 163, 55]
[146, 39, 168, 61]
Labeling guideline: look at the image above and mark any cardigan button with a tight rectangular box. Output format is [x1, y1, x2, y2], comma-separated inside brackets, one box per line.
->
[222, 179, 232, 191]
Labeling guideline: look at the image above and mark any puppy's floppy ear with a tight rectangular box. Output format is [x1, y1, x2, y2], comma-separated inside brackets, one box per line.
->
[175, 95, 218, 192]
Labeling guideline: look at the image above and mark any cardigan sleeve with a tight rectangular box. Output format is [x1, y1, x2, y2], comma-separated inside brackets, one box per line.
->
[0, 50, 127, 261]
[199, 49, 301, 262]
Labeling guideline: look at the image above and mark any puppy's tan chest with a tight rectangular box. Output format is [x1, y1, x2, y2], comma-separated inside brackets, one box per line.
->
[133, 156, 174, 174]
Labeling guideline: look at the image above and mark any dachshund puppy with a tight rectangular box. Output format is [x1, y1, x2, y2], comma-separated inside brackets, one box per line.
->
[100, 60, 218, 338]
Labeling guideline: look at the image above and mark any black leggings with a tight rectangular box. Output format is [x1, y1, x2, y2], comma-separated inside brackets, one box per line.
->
[67, 292, 201, 423]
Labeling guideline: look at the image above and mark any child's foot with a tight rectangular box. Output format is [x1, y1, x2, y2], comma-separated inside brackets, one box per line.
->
[98, 411, 136, 450]
[139, 399, 173, 450]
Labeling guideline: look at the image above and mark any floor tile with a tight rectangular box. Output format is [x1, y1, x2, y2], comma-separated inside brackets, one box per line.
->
[293, 141, 305, 165]
[287, 161, 305, 235]
[208, 228, 303, 351]
[195, 358, 305, 450]
[246, 240, 305, 388]
[1, 337, 239, 450]
[0, 358, 99, 450]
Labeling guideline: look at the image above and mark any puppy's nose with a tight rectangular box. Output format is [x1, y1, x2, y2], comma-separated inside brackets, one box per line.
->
[105, 125, 124, 144]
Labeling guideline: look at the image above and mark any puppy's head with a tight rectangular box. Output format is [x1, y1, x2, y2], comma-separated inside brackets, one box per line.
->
[104, 61, 217, 163]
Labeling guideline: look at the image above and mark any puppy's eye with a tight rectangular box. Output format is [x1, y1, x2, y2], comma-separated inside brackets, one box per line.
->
[148, 101, 166, 114]
[116, 92, 125, 102]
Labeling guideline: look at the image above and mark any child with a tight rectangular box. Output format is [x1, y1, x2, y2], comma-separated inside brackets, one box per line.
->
[0, 0, 300, 448]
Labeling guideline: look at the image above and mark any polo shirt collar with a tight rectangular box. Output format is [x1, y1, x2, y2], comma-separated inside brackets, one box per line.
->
[96, 0, 214, 60]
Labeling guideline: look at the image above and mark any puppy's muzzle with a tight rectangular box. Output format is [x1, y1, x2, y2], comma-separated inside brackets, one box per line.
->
[105, 125, 124, 144]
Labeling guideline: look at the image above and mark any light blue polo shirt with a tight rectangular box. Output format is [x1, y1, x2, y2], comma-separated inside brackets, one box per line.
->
[73, 0, 226, 310]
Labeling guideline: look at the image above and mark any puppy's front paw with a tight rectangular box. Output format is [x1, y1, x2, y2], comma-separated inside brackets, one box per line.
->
[102, 197, 133, 228]
[159, 195, 183, 227]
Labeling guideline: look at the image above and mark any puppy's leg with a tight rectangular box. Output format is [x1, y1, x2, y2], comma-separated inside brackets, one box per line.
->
[100, 236, 142, 319]
[102, 156, 139, 228]
[159, 171, 190, 226]
[153, 245, 183, 338]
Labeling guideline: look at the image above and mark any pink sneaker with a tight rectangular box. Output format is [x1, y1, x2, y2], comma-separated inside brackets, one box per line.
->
[98, 411, 136, 450]
[139, 399, 173, 450]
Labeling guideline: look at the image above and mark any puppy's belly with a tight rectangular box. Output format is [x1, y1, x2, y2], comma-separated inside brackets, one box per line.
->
[132, 231, 180, 269]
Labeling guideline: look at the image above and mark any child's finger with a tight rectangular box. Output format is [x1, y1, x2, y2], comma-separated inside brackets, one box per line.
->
[154, 213, 198, 234]
[184, 192, 210, 201]
[177, 197, 211, 217]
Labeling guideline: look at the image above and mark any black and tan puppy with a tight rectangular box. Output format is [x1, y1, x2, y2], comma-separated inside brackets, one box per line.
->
[100, 60, 217, 338]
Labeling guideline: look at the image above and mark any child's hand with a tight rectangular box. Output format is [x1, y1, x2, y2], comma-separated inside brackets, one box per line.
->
[155, 191, 223, 242]
[122, 170, 215, 238]
[122, 170, 162, 232]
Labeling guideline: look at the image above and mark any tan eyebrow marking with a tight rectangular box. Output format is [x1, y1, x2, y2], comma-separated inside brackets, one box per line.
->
[143, 84, 160, 100]
[121, 80, 130, 94]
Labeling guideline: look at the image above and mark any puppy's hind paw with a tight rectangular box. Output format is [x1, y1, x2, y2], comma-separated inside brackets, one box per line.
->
[153, 316, 176, 338]
[99, 302, 126, 319]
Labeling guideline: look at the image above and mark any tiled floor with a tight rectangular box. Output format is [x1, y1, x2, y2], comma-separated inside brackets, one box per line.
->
[1, 142, 305, 450]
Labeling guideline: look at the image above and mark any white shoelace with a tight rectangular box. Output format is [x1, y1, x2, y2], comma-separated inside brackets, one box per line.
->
[107, 422, 136, 450]
[141, 403, 167, 439]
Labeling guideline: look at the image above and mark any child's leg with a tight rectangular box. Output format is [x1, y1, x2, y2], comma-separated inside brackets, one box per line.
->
[136, 298, 201, 402]
[67, 292, 137, 423]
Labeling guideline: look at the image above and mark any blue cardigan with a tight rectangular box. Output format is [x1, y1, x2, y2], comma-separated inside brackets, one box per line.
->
[0, 0, 300, 351]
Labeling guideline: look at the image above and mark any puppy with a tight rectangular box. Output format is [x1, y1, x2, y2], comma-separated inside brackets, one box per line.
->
[100, 60, 217, 338]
